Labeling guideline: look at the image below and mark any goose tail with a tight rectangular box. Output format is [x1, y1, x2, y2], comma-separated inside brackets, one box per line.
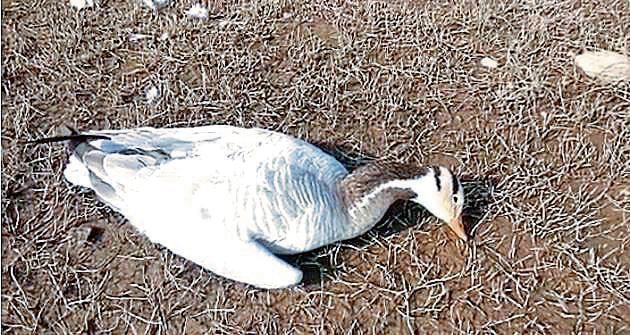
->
[28, 126, 110, 150]
[28, 126, 111, 189]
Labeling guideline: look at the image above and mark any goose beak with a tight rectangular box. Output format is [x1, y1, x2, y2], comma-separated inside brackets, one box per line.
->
[447, 215, 468, 241]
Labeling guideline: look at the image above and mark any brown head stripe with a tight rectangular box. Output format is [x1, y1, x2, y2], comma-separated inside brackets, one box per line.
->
[431, 166, 441, 191]
[451, 171, 459, 194]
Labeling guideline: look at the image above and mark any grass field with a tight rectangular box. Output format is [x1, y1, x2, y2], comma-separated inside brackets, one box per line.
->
[2, 0, 629, 333]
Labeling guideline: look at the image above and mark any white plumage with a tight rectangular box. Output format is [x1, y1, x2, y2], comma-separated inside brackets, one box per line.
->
[65, 126, 353, 288]
[47, 125, 467, 288]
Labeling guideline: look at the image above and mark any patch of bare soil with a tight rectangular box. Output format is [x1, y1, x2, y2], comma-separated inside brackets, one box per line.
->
[2, 0, 629, 333]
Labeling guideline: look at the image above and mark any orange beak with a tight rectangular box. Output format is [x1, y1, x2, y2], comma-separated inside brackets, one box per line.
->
[447, 215, 468, 241]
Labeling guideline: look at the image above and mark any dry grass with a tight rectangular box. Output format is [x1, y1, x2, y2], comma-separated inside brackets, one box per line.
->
[2, 0, 629, 333]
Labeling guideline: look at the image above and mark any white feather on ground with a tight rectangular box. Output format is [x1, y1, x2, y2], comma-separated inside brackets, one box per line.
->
[145, 85, 160, 104]
[128, 33, 152, 42]
[69, 0, 93, 10]
[186, 4, 209, 19]
[143, 0, 169, 10]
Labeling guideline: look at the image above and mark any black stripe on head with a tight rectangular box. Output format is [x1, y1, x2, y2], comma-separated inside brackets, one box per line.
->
[451, 171, 460, 195]
[432, 166, 441, 191]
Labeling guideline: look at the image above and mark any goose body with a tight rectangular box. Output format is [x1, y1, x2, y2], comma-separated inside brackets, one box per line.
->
[43, 125, 467, 288]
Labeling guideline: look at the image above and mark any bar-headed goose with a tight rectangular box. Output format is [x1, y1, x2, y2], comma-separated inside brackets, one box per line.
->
[34, 125, 467, 289]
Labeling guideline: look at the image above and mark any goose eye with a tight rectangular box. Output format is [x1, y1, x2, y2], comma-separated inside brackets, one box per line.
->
[453, 195, 459, 203]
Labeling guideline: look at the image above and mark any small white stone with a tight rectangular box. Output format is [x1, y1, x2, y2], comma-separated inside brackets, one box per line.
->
[129, 33, 152, 42]
[589, 248, 596, 265]
[143, 0, 169, 10]
[186, 3, 209, 19]
[575, 50, 630, 83]
[146, 85, 160, 104]
[142, 0, 155, 9]
[70, 0, 93, 10]
[480, 57, 499, 69]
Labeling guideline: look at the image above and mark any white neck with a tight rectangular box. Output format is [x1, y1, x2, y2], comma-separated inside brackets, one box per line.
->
[343, 177, 432, 237]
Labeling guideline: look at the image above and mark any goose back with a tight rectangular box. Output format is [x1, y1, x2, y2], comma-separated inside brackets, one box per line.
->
[64, 125, 352, 254]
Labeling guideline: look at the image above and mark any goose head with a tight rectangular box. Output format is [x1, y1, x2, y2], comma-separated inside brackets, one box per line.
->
[405, 166, 467, 241]
[341, 163, 468, 241]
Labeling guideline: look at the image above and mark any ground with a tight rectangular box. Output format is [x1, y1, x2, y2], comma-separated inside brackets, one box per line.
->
[1, 0, 629, 333]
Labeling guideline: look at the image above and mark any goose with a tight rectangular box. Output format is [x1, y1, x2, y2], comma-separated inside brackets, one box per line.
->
[33, 125, 468, 289]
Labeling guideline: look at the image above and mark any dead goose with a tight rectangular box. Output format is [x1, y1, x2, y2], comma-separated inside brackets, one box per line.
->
[33, 125, 467, 288]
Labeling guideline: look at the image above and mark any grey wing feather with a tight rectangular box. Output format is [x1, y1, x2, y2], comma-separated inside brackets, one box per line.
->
[260, 162, 322, 218]
[102, 154, 156, 181]
[69, 129, 206, 208]
[82, 150, 108, 178]
[87, 171, 123, 210]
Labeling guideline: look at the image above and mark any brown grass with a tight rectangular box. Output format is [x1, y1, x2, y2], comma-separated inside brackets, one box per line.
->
[2, 0, 629, 333]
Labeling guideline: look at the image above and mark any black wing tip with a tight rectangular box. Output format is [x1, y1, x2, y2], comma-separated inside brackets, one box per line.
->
[26, 126, 110, 146]
[65, 125, 80, 135]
